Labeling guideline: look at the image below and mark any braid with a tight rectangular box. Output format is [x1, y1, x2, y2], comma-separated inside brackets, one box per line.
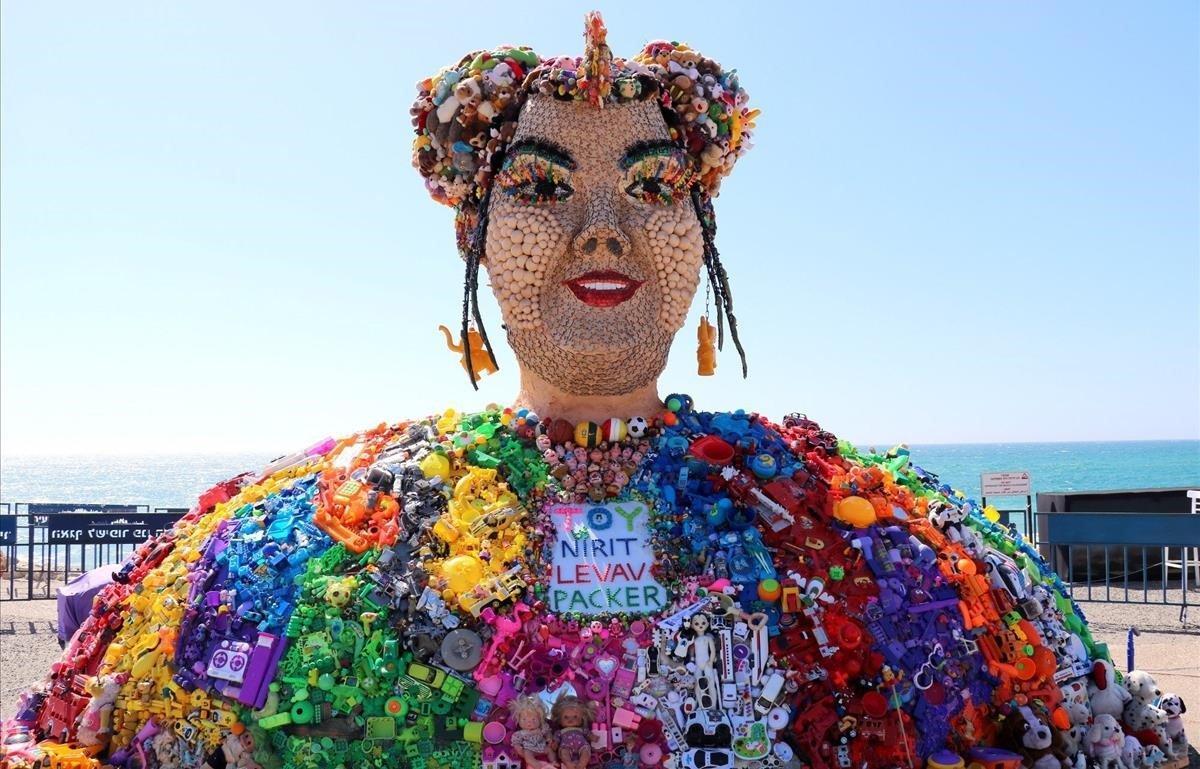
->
[691, 186, 747, 378]
[460, 177, 501, 390]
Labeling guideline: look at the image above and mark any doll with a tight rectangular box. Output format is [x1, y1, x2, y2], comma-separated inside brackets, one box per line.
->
[686, 612, 721, 711]
[551, 694, 597, 769]
[511, 695, 555, 769]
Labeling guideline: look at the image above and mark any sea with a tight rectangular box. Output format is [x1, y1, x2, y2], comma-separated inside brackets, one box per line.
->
[2, 441, 1198, 510]
[0, 441, 1196, 574]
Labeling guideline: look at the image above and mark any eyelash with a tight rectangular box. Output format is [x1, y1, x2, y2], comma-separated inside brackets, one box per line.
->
[496, 154, 574, 205]
[623, 153, 695, 206]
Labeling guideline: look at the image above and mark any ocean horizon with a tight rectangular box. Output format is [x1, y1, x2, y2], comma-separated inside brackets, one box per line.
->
[2, 439, 1197, 511]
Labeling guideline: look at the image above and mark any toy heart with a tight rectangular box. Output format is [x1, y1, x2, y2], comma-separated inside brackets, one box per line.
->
[594, 655, 618, 678]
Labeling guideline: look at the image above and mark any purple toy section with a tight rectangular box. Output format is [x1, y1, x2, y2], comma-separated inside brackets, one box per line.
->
[56, 562, 123, 646]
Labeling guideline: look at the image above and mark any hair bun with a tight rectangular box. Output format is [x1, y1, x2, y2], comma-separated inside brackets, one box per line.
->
[410, 13, 757, 214]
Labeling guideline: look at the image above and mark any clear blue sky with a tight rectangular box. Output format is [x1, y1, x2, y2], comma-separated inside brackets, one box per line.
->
[2, 2, 1197, 455]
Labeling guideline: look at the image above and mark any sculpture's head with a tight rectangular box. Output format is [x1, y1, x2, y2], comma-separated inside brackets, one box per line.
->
[412, 13, 757, 393]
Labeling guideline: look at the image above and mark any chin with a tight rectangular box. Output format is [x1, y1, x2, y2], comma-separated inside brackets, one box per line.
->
[507, 323, 672, 396]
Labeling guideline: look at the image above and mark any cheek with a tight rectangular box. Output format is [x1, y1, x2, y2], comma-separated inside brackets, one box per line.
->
[646, 208, 704, 329]
[485, 205, 569, 329]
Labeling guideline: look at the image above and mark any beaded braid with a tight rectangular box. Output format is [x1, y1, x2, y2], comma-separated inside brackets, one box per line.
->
[460, 175, 501, 389]
[691, 186, 747, 377]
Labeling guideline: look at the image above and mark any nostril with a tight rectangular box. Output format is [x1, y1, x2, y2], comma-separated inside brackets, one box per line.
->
[583, 237, 598, 254]
[605, 237, 623, 255]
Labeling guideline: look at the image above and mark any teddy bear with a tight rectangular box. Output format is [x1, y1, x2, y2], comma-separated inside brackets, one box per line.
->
[1089, 659, 1133, 720]
[1086, 713, 1129, 769]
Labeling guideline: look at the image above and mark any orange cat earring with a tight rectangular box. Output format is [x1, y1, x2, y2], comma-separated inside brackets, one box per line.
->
[697, 280, 717, 376]
[439, 324, 499, 384]
[697, 316, 717, 376]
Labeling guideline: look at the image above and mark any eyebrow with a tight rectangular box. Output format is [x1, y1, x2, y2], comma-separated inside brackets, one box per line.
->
[621, 140, 685, 168]
[505, 138, 576, 169]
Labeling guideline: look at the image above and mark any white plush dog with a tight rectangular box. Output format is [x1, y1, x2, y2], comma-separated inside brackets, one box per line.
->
[1142, 745, 1167, 768]
[1158, 693, 1187, 755]
[1087, 713, 1129, 769]
[1059, 680, 1093, 757]
[1122, 670, 1175, 759]
[1122, 670, 1163, 729]
[1121, 735, 1145, 769]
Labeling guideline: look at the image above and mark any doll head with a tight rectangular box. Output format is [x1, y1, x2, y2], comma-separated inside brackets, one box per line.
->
[412, 13, 757, 392]
[551, 694, 597, 730]
[511, 694, 549, 731]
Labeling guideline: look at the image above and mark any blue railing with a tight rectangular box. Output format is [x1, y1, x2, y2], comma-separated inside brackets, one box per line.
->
[0, 503, 188, 600]
[1035, 511, 1200, 622]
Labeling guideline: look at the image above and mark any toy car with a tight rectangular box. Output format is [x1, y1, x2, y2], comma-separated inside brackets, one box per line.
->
[30, 740, 102, 769]
[684, 709, 733, 748]
[406, 661, 447, 689]
[1, 721, 39, 762]
[684, 748, 733, 769]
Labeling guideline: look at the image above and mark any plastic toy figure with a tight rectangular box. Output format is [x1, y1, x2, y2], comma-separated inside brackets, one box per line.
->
[550, 695, 596, 769]
[684, 613, 721, 711]
[510, 695, 555, 769]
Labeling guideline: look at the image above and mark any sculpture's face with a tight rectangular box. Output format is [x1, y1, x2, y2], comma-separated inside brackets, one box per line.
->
[484, 95, 705, 396]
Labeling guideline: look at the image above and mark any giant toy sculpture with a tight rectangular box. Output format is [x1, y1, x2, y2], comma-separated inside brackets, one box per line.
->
[2, 13, 1189, 769]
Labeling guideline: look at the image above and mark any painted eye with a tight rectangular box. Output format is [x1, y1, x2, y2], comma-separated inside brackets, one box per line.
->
[496, 155, 574, 205]
[625, 178, 679, 205]
[501, 175, 573, 205]
[534, 179, 569, 199]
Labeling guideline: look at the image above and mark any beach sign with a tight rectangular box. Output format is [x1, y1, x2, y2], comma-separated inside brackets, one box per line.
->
[981, 471, 1031, 497]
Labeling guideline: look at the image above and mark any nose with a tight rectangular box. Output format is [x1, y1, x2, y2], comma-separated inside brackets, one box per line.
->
[572, 190, 632, 257]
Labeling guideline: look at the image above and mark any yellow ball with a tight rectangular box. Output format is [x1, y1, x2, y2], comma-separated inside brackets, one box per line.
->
[834, 496, 877, 528]
[575, 421, 600, 448]
[442, 555, 483, 593]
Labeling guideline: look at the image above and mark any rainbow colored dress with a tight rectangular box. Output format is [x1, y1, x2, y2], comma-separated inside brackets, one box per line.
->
[7, 396, 1108, 769]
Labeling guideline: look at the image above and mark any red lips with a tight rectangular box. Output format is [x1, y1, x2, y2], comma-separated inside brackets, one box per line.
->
[563, 270, 644, 308]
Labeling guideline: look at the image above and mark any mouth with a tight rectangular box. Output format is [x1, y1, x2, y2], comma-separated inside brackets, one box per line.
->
[563, 270, 644, 308]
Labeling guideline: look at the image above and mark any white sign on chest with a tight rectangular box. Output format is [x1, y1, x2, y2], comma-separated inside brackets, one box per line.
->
[547, 501, 666, 615]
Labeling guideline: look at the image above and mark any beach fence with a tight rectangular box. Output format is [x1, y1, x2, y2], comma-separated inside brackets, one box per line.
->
[2, 497, 1198, 620]
[0, 503, 186, 600]
[1033, 491, 1200, 623]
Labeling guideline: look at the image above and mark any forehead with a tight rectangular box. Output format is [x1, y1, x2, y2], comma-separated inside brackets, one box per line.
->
[513, 94, 670, 164]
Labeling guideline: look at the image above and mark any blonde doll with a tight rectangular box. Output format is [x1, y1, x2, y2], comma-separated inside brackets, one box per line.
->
[510, 695, 555, 769]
